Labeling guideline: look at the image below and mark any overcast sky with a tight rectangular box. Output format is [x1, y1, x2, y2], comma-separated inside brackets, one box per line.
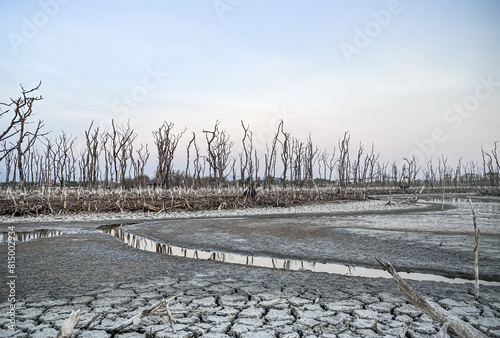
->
[1, 0, 499, 176]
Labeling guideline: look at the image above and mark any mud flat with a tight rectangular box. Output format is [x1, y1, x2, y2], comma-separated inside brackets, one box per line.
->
[0, 199, 430, 225]
[0, 198, 499, 337]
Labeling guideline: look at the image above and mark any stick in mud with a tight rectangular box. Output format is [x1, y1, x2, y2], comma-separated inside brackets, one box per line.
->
[468, 197, 480, 300]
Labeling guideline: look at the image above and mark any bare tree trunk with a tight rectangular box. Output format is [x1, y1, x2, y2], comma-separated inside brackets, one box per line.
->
[264, 120, 282, 189]
[338, 131, 351, 189]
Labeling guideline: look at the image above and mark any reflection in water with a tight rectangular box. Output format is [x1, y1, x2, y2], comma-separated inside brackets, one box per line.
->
[0, 229, 66, 242]
[102, 227, 500, 286]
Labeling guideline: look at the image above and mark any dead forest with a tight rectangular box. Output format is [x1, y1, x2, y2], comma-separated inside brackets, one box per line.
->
[1, 83, 499, 216]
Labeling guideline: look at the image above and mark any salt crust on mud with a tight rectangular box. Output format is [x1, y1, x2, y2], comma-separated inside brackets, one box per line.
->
[0, 200, 425, 224]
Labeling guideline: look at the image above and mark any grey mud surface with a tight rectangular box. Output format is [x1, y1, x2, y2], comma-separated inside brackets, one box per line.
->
[1, 200, 500, 337]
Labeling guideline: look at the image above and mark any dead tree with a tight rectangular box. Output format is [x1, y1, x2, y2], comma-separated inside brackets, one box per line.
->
[492, 141, 500, 187]
[303, 134, 318, 186]
[254, 149, 259, 184]
[264, 120, 282, 188]
[361, 143, 379, 185]
[0, 83, 44, 161]
[352, 141, 364, 186]
[327, 148, 337, 183]
[403, 155, 420, 186]
[186, 132, 202, 189]
[391, 161, 399, 188]
[153, 121, 185, 188]
[240, 121, 254, 187]
[453, 157, 462, 188]
[101, 132, 111, 188]
[423, 158, 436, 188]
[80, 121, 101, 189]
[2, 142, 14, 184]
[132, 143, 150, 187]
[8, 82, 48, 190]
[52, 132, 77, 187]
[482, 142, 499, 187]
[278, 123, 291, 188]
[290, 138, 303, 186]
[203, 121, 233, 186]
[42, 138, 55, 185]
[107, 120, 137, 187]
[338, 131, 351, 188]
[0, 109, 20, 161]
[185, 133, 194, 182]
[318, 150, 328, 182]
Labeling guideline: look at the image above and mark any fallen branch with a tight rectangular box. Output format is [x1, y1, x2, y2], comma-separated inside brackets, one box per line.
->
[376, 257, 487, 338]
[57, 309, 80, 338]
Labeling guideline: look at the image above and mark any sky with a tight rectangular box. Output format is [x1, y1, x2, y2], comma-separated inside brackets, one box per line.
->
[1, 0, 499, 177]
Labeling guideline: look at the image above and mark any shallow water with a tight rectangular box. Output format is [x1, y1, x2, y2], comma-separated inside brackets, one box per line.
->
[0, 229, 66, 242]
[97, 225, 499, 286]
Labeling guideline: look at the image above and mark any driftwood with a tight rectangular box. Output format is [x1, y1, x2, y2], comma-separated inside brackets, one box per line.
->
[56, 309, 80, 338]
[398, 186, 425, 205]
[106, 295, 199, 334]
[376, 257, 487, 338]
